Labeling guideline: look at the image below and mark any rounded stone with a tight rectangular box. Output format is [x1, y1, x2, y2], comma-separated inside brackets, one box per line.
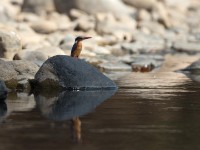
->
[34, 55, 117, 90]
[0, 27, 22, 60]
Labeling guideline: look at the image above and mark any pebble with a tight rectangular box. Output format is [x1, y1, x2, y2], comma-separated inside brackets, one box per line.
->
[131, 58, 161, 72]
[173, 42, 200, 54]
[98, 61, 132, 72]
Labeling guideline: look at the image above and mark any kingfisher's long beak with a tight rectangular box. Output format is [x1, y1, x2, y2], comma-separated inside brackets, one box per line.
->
[83, 37, 92, 40]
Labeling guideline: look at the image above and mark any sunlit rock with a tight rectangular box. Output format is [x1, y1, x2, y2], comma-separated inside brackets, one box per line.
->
[98, 61, 132, 72]
[0, 59, 18, 89]
[0, 59, 39, 89]
[173, 42, 200, 54]
[30, 20, 58, 34]
[0, 27, 22, 60]
[21, 0, 55, 16]
[122, 0, 157, 10]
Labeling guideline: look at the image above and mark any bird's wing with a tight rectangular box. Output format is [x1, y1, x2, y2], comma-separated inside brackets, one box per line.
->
[71, 43, 77, 56]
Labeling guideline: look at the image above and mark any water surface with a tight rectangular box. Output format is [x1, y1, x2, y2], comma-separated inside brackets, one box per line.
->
[1, 71, 200, 150]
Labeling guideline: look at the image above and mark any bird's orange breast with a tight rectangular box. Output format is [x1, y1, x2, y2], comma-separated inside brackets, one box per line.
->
[71, 41, 82, 57]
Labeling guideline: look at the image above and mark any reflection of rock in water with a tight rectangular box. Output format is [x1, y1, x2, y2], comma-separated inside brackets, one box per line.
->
[182, 70, 200, 83]
[6, 92, 36, 112]
[34, 90, 117, 121]
[0, 100, 7, 123]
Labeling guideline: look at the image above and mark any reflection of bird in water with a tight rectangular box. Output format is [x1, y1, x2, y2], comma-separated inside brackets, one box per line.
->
[34, 90, 117, 143]
[70, 117, 82, 143]
[71, 36, 92, 58]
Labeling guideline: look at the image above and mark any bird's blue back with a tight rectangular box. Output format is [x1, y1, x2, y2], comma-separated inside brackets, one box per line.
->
[71, 42, 77, 55]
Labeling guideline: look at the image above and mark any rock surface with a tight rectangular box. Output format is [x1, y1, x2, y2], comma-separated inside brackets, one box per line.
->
[98, 61, 132, 72]
[0, 1, 12, 22]
[9, 60, 39, 81]
[0, 59, 39, 89]
[22, 0, 55, 16]
[34, 55, 117, 90]
[0, 59, 18, 88]
[0, 27, 22, 60]
[173, 42, 200, 54]
[30, 20, 58, 34]
[123, 0, 157, 10]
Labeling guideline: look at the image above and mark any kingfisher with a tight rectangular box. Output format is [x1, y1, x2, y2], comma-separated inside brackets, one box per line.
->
[71, 36, 92, 58]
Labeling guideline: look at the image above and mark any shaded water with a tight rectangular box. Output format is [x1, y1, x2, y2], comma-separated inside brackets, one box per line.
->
[1, 71, 200, 150]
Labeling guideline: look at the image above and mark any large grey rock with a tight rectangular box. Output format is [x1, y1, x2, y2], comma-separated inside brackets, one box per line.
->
[0, 59, 18, 88]
[0, 81, 7, 100]
[0, 27, 22, 60]
[54, 0, 133, 15]
[0, 59, 39, 89]
[10, 60, 39, 91]
[9, 60, 39, 81]
[21, 0, 55, 16]
[34, 55, 117, 90]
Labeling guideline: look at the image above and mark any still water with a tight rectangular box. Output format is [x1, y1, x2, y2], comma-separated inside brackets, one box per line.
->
[1, 71, 200, 150]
